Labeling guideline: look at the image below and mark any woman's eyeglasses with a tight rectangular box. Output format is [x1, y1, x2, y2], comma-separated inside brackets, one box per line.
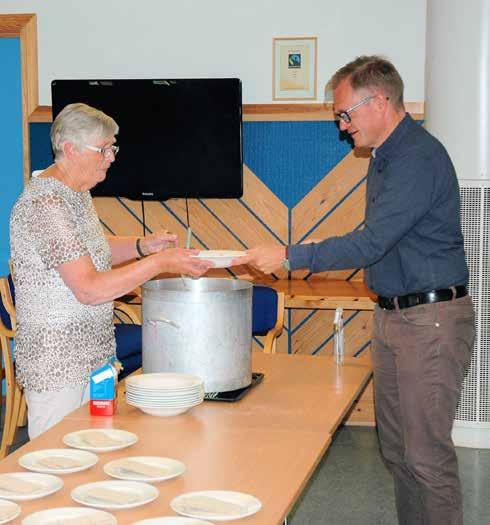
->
[84, 144, 119, 158]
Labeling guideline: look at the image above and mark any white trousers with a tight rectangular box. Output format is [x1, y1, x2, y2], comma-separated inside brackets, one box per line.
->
[25, 384, 90, 440]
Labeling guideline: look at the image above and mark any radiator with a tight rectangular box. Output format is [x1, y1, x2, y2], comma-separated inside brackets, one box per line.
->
[452, 181, 490, 448]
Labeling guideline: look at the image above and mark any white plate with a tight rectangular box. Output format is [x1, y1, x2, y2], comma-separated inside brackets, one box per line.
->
[126, 373, 203, 391]
[19, 448, 99, 474]
[125, 396, 203, 408]
[190, 250, 245, 268]
[127, 402, 201, 417]
[21, 506, 117, 524]
[127, 392, 203, 400]
[72, 480, 158, 510]
[63, 429, 138, 452]
[132, 518, 215, 525]
[103, 456, 185, 482]
[170, 490, 262, 521]
[0, 473, 63, 501]
[0, 499, 20, 524]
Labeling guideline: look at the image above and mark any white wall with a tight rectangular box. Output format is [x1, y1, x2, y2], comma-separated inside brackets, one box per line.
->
[0, 0, 427, 105]
[425, 0, 490, 181]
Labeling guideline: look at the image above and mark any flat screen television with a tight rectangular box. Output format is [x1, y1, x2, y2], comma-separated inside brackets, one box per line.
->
[51, 78, 243, 200]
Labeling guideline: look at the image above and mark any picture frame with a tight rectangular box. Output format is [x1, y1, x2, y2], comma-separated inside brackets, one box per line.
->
[273, 36, 317, 100]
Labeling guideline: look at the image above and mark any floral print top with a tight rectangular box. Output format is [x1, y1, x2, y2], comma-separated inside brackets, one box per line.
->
[10, 175, 115, 392]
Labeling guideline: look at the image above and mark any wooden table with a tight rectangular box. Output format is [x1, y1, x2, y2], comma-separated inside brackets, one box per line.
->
[266, 279, 376, 311]
[0, 353, 372, 524]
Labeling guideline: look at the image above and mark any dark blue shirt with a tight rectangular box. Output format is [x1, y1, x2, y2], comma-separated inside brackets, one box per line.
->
[289, 114, 469, 297]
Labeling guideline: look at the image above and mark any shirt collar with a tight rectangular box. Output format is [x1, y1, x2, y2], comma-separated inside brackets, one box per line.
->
[372, 113, 414, 159]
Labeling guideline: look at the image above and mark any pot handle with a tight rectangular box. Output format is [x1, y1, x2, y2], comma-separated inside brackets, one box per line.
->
[146, 317, 180, 329]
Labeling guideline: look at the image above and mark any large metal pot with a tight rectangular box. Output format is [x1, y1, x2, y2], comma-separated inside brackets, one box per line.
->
[142, 278, 252, 392]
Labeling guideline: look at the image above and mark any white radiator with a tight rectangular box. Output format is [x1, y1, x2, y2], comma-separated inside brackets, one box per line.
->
[452, 181, 490, 448]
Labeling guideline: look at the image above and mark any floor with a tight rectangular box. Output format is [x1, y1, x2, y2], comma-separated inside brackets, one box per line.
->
[287, 426, 490, 525]
[5, 417, 490, 524]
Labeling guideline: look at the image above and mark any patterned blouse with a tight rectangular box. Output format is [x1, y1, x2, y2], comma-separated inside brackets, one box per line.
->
[10, 175, 115, 393]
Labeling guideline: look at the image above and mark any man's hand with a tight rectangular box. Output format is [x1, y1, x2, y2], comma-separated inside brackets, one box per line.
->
[236, 244, 287, 274]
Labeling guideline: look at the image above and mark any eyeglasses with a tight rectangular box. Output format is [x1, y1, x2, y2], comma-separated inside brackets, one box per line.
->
[84, 144, 119, 158]
[334, 95, 376, 124]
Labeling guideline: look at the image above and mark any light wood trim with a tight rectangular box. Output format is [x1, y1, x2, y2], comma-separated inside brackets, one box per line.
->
[29, 101, 425, 123]
[0, 14, 34, 36]
[0, 14, 38, 183]
[244, 101, 424, 121]
[29, 105, 52, 122]
[287, 297, 375, 311]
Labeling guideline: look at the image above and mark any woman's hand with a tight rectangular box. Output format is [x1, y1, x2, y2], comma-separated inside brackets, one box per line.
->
[140, 230, 178, 255]
[157, 248, 214, 277]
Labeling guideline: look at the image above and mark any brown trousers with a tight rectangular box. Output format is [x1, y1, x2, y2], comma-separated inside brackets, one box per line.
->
[372, 295, 475, 525]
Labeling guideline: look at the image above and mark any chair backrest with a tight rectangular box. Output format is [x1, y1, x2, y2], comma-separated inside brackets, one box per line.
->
[0, 275, 16, 335]
[252, 285, 285, 354]
[0, 274, 25, 458]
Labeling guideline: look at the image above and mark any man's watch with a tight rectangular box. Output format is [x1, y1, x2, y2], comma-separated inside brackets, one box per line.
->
[282, 246, 291, 271]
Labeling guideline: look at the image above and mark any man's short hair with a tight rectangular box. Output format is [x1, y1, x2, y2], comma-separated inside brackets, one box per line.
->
[328, 55, 404, 110]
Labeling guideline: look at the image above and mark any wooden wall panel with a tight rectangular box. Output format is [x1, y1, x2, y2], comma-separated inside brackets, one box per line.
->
[292, 151, 369, 243]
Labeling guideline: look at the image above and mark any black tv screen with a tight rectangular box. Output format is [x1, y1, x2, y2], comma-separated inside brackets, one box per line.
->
[51, 78, 243, 200]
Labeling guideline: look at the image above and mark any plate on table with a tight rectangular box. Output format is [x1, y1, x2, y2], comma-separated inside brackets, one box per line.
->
[71, 480, 159, 509]
[132, 518, 215, 525]
[19, 448, 99, 474]
[126, 402, 201, 417]
[170, 490, 262, 521]
[0, 472, 63, 501]
[0, 499, 21, 524]
[190, 250, 245, 268]
[63, 429, 138, 452]
[21, 506, 117, 524]
[125, 373, 203, 391]
[103, 455, 185, 482]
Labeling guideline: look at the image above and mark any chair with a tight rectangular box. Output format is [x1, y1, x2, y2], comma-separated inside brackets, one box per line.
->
[0, 274, 26, 458]
[252, 285, 285, 354]
[113, 300, 142, 380]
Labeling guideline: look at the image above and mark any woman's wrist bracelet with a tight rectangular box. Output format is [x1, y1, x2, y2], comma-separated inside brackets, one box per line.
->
[135, 237, 146, 258]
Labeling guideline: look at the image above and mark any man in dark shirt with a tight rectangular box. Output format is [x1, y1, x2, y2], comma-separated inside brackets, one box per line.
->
[240, 56, 475, 525]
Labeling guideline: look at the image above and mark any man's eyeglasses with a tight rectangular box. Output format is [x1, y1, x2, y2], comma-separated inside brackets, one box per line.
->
[334, 95, 376, 124]
[84, 144, 119, 158]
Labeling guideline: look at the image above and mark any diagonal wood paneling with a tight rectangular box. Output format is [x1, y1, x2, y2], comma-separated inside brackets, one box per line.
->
[292, 150, 370, 243]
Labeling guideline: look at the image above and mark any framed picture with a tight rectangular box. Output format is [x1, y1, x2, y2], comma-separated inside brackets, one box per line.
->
[273, 36, 317, 100]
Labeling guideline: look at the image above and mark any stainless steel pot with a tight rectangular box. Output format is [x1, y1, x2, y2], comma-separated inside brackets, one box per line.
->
[142, 277, 252, 392]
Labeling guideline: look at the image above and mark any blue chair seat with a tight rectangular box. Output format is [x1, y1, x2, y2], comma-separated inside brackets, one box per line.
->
[115, 323, 142, 380]
[252, 286, 279, 336]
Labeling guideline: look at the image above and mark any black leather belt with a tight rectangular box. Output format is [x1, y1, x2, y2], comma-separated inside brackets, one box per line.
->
[378, 286, 467, 310]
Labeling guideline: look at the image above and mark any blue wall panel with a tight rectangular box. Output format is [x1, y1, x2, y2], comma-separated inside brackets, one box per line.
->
[0, 38, 23, 275]
[29, 122, 53, 171]
[243, 121, 352, 208]
[30, 121, 354, 210]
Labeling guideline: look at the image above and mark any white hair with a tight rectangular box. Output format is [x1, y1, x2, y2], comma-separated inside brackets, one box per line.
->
[50, 102, 119, 160]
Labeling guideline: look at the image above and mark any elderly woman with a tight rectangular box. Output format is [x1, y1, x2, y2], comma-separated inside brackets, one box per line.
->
[10, 103, 212, 439]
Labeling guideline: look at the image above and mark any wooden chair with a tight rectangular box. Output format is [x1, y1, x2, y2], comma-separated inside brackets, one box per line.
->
[252, 286, 285, 354]
[0, 274, 26, 458]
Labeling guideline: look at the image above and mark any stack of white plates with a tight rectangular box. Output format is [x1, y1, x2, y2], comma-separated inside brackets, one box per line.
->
[125, 373, 204, 416]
